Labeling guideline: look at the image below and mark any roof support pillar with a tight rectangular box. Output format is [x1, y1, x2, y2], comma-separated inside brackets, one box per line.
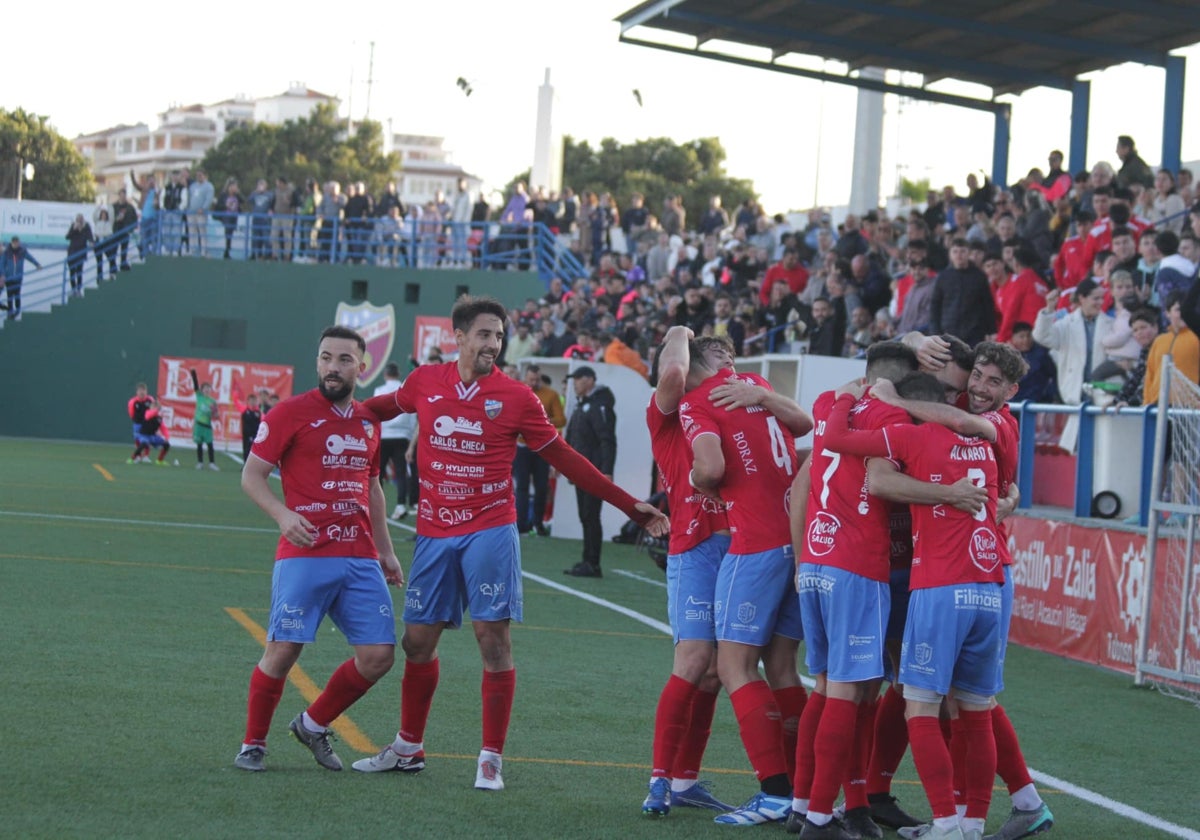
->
[1069, 79, 1091, 176]
[992, 104, 1011, 188]
[1162, 54, 1185, 174]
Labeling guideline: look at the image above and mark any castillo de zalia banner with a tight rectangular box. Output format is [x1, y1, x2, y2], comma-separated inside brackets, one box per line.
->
[1006, 515, 1200, 681]
[156, 357, 294, 450]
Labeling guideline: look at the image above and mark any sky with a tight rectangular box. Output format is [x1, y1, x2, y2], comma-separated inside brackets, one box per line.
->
[8, 0, 1200, 213]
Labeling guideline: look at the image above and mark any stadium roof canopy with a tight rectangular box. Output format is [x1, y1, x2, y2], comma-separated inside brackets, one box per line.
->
[614, 0, 1200, 97]
[615, 0, 1197, 178]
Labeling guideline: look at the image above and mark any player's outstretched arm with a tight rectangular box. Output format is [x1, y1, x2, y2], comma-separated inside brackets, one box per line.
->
[789, 454, 813, 564]
[537, 437, 668, 535]
[363, 392, 404, 422]
[369, 477, 404, 586]
[870, 379, 997, 441]
[866, 458, 985, 514]
[242, 454, 316, 547]
[821, 393, 891, 459]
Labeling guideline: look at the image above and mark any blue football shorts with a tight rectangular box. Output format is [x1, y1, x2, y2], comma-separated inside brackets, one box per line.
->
[267, 555, 397, 646]
[798, 563, 889, 683]
[714, 543, 803, 647]
[899, 582, 1004, 698]
[406, 523, 522, 628]
[666, 533, 730, 644]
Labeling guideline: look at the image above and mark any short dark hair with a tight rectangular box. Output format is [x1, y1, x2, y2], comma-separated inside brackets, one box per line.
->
[951, 237, 970, 250]
[1109, 204, 1131, 225]
[942, 334, 975, 373]
[1093, 184, 1114, 197]
[320, 325, 366, 355]
[1011, 321, 1033, 335]
[895, 372, 946, 404]
[1075, 278, 1100, 300]
[865, 342, 918, 383]
[526, 363, 541, 374]
[451, 294, 509, 333]
[1014, 244, 1040, 268]
[1155, 230, 1180, 256]
[974, 341, 1029, 383]
[1130, 307, 1160, 328]
[1110, 226, 1134, 241]
[384, 361, 401, 377]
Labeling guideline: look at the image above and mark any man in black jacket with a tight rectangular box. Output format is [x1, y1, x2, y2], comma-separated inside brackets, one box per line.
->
[563, 366, 616, 577]
[930, 238, 997, 346]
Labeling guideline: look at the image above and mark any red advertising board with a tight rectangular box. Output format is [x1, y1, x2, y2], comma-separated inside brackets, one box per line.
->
[1007, 515, 1200, 681]
[413, 316, 456, 363]
[156, 357, 294, 450]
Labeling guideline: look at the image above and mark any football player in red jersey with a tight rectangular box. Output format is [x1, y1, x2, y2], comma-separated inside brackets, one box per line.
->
[234, 325, 403, 773]
[682, 357, 814, 825]
[355, 295, 667, 789]
[823, 373, 1007, 840]
[867, 344, 1054, 840]
[641, 328, 738, 817]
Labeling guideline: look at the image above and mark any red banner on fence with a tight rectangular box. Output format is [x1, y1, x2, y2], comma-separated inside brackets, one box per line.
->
[1007, 515, 1200, 680]
[413, 316, 456, 363]
[156, 357, 294, 450]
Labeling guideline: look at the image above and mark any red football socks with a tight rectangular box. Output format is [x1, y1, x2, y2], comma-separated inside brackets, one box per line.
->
[730, 680, 788, 782]
[244, 666, 285, 746]
[792, 690, 827, 798]
[866, 684, 908, 796]
[950, 716, 969, 807]
[960, 709, 997, 820]
[398, 658, 439, 743]
[307, 658, 374, 728]
[843, 697, 877, 810]
[773, 685, 808, 779]
[651, 675, 696, 777]
[992, 704, 1034, 794]
[481, 667, 516, 754]
[673, 682, 718, 781]
[808, 697, 858, 815]
[907, 715, 957, 820]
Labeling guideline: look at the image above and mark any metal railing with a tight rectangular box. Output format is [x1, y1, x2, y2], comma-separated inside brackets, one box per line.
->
[113, 211, 589, 285]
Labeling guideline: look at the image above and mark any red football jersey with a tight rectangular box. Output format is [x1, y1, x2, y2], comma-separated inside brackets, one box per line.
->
[980, 404, 1019, 566]
[823, 396, 1004, 589]
[647, 397, 729, 556]
[250, 389, 382, 561]
[365, 363, 558, 537]
[680, 372, 797, 554]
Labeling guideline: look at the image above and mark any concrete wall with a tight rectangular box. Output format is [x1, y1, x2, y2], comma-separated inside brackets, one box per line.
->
[0, 258, 544, 442]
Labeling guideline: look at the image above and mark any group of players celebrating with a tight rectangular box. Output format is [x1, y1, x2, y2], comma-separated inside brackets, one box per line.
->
[231, 293, 1053, 840]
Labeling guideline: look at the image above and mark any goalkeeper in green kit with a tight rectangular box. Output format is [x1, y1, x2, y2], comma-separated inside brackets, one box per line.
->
[191, 368, 220, 471]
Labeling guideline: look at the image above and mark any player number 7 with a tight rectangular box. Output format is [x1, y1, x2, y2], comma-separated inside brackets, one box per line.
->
[818, 448, 840, 508]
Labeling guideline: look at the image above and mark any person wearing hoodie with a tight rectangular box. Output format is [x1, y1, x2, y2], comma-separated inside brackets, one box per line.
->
[1149, 230, 1197, 310]
[598, 330, 649, 379]
[1, 236, 41, 321]
[564, 366, 617, 577]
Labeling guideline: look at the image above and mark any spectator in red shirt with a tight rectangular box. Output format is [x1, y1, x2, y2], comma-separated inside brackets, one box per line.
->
[758, 246, 809, 307]
[1053, 209, 1095, 289]
[996, 244, 1050, 342]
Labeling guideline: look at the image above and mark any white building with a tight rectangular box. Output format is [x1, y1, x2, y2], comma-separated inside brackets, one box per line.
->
[387, 132, 482, 207]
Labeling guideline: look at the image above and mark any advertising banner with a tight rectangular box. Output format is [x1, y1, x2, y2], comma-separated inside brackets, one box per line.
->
[1007, 516, 1200, 680]
[155, 357, 294, 450]
[414, 315, 457, 363]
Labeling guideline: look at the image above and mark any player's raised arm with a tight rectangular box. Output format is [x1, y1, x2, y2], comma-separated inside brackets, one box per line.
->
[708, 377, 813, 436]
[654, 325, 693, 415]
[821, 389, 892, 459]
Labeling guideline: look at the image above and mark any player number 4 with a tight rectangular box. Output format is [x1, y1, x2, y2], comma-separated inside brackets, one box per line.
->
[767, 416, 794, 478]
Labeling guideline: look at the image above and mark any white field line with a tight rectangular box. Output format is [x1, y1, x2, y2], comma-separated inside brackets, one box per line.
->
[13, 507, 1196, 839]
[610, 567, 668, 588]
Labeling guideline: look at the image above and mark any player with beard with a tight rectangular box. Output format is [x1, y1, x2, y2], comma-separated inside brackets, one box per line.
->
[787, 343, 987, 839]
[682, 349, 814, 826]
[234, 325, 403, 772]
[866, 345, 1054, 840]
[354, 295, 668, 790]
[641, 329, 738, 817]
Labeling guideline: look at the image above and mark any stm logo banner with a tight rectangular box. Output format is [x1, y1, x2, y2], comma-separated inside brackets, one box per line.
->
[334, 301, 396, 387]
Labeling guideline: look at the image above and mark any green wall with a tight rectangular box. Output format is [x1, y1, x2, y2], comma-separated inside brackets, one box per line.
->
[0, 258, 544, 442]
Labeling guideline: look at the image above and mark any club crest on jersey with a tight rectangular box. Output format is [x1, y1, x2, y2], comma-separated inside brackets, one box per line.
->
[913, 643, 933, 667]
[333, 300, 396, 387]
[362, 419, 375, 439]
[484, 399, 503, 420]
[737, 602, 757, 624]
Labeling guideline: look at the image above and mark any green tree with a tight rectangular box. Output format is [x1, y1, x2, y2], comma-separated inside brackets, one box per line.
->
[898, 175, 931, 203]
[199, 103, 400, 195]
[0, 108, 95, 201]
[508, 135, 756, 230]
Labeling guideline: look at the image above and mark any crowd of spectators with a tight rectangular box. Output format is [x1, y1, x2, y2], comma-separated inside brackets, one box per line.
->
[491, 137, 1200, 429]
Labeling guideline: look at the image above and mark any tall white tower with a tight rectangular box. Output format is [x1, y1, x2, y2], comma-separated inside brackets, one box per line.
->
[532, 68, 562, 194]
